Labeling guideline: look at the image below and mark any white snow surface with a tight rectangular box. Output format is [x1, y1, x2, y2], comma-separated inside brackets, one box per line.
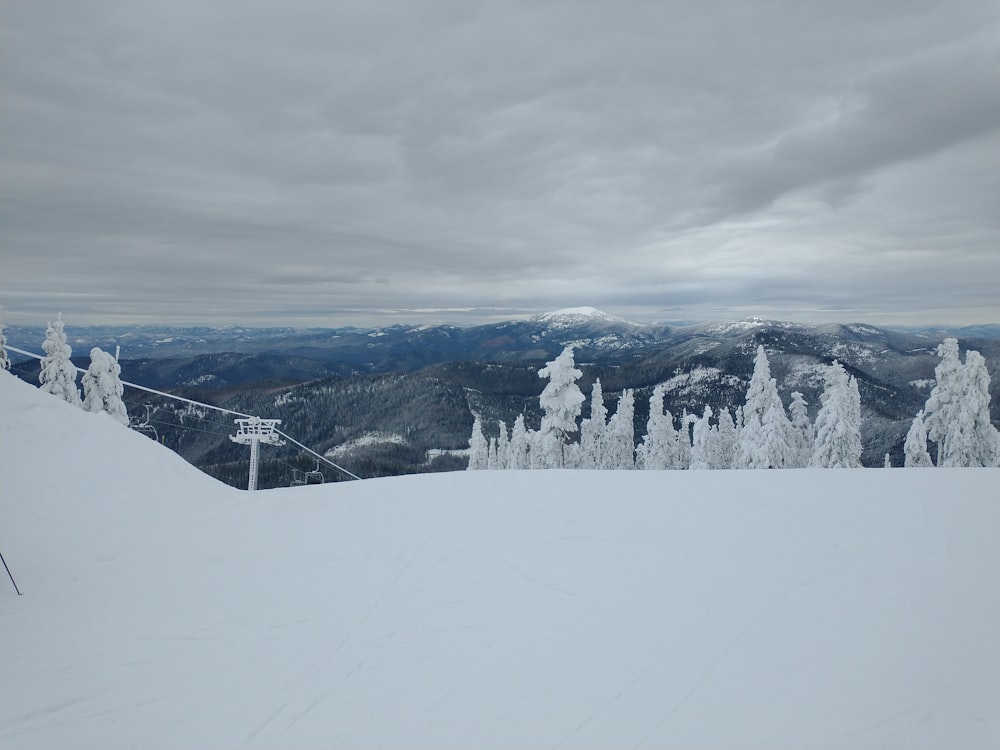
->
[1, 370, 998, 750]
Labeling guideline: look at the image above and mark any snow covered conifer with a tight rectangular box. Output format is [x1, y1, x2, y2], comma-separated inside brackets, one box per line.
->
[787, 392, 814, 468]
[711, 407, 737, 469]
[529, 429, 550, 470]
[809, 361, 862, 468]
[734, 346, 791, 469]
[637, 385, 675, 470]
[579, 379, 608, 470]
[689, 406, 714, 470]
[537, 346, 585, 468]
[39, 313, 81, 406]
[0, 304, 10, 371]
[81, 347, 129, 425]
[760, 398, 794, 469]
[605, 389, 636, 469]
[675, 410, 693, 469]
[923, 338, 962, 464]
[903, 410, 934, 467]
[938, 350, 1000, 467]
[883, 453, 892, 468]
[733, 410, 766, 469]
[495, 421, 510, 470]
[507, 415, 530, 470]
[467, 417, 488, 470]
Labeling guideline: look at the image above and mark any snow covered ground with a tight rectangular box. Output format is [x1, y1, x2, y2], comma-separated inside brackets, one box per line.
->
[1, 370, 998, 750]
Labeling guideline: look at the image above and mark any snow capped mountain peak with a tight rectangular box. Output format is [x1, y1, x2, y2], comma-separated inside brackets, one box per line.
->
[534, 307, 620, 325]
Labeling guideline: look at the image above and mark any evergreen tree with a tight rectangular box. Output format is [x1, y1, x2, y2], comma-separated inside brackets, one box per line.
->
[675, 410, 693, 469]
[0, 304, 10, 371]
[903, 410, 934, 467]
[733, 346, 792, 469]
[467, 416, 488, 470]
[734, 410, 766, 469]
[637, 386, 675, 470]
[563, 440, 583, 469]
[809, 361, 862, 468]
[938, 350, 1000, 467]
[760, 397, 794, 469]
[508, 415, 530, 470]
[81, 347, 129, 425]
[923, 338, 962, 465]
[537, 346, 585, 468]
[605, 389, 636, 469]
[39, 313, 81, 406]
[579, 379, 608, 470]
[495, 420, 510, 470]
[883, 453, 892, 468]
[787, 392, 814, 468]
[711, 407, 737, 469]
[689, 406, 714, 470]
[529, 429, 550, 470]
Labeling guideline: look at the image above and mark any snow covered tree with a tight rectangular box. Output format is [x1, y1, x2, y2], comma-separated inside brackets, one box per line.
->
[688, 406, 714, 470]
[537, 346, 585, 468]
[923, 338, 962, 465]
[711, 407, 737, 469]
[0, 304, 10, 371]
[495, 421, 510, 470]
[733, 346, 792, 469]
[809, 361, 862, 468]
[529, 429, 551, 470]
[508, 415, 530, 470]
[81, 347, 129, 425]
[903, 410, 934, 467]
[676, 410, 693, 469]
[605, 389, 636, 469]
[467, 416, 488, 470]
[487, 438, 499, 470]
[787, 392, 814, 468]
[733, 409, 766, 469]
[579, 379, 608, 470]
[937, 350, 1000, 467]
[760, 398, 794, 469]
[637, 385, 676, 470]
[39, 313, 81, 406]
[883, 453, 892, 468]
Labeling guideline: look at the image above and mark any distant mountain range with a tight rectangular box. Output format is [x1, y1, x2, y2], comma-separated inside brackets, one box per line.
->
[7, 309, 999, 383]
[7, 309, 999, 486]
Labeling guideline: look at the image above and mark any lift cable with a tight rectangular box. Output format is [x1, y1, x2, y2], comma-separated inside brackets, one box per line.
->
[5, 344, 362, 481]
[6, 345, 254, 418]
[276, 429, 362, 481]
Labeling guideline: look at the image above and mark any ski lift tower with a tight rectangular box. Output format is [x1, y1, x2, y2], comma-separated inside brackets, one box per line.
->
[230, 417, 283, 491]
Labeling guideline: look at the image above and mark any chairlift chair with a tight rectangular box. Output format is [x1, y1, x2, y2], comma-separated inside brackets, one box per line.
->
[131, 404, 158, 441]
[291, 460, 325, 486]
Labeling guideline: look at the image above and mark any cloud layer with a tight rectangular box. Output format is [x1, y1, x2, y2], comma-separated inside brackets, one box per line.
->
[2, 0, 998, 326]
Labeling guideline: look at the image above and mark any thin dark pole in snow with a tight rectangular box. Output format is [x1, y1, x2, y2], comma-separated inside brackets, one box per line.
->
[0, 550, 22, 595]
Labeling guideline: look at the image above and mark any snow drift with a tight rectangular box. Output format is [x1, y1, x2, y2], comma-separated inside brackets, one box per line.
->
[1, 370, 998, 749]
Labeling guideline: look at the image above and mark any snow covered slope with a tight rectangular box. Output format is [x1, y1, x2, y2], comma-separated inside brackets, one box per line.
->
[1, 371, 998, 750]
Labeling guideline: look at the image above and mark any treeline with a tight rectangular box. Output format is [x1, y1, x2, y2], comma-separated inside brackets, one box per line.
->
[468, 341, 1000, 471]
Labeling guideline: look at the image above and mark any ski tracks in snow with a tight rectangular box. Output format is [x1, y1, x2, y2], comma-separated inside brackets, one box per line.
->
[242, 506, 463, 746]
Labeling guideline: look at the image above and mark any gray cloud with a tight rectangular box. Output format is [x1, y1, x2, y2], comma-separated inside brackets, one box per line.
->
[1, 0, 998, 327]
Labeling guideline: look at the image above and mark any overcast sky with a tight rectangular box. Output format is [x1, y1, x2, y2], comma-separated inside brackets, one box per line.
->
[2, 1, 998, 328]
